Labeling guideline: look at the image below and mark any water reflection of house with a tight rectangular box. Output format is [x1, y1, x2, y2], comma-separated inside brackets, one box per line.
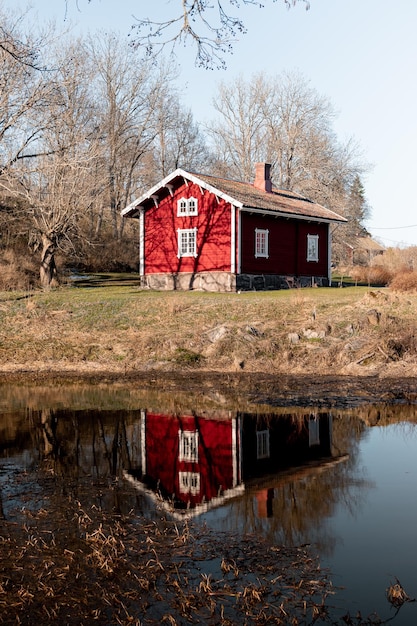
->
[125, 411, 342, 520]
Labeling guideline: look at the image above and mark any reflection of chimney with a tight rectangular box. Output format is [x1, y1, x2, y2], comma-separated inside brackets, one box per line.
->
[256, 488, 274, 518]
[254, 162, 272, 193]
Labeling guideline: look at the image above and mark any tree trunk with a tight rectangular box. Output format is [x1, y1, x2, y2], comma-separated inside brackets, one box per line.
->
[40, 235, 59, 289]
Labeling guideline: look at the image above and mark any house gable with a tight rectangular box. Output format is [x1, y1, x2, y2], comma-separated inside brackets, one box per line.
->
[138, 177, 233, 281]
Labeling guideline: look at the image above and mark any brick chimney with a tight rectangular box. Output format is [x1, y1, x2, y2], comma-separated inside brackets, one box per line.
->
[254, 162, 272, 193]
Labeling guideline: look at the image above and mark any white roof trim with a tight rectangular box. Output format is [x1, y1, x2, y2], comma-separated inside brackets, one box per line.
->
[123, 470, 245, 521]
[240, 205, 346, 224]
[121, 168, 243, 217]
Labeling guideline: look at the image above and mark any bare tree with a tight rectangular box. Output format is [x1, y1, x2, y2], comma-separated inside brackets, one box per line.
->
[263, 71, 336, 191]
[70, 0, 309, 69]
[86, 35, 177, 241]
[208, 70, 368, 250]
[208, 73, 269, 180]
[1, 36, 103, 288]
[0, 11, 61, 176]
[152, 93, 213, 179]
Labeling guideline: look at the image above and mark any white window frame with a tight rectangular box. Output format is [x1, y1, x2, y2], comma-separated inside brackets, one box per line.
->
[177, 228, 197, 258]
[307, 234, 319, 262]
[256, 429, 270, 459]
[255, 228, 269, 258]
[178, 430, 199, 463]
[178, 471, 201, 495]
[309, 415, 320, 447]
[177, 196, 198, 216]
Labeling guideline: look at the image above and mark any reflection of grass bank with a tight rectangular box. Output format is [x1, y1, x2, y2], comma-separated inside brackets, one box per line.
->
[0, 469, 335, 625]
[1, 280, 417, 379]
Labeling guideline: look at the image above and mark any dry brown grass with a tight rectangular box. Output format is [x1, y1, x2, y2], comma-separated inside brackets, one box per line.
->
[0, 469, 337, 625]
[0, 282, 417, 379]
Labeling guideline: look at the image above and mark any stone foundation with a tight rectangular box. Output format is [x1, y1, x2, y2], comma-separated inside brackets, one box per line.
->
[143, 272, 236, 292]
[236, 274, 329, 291]
[142, 272, 329, 292]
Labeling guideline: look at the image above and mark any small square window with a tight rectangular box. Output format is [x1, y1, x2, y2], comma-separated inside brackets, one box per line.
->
[307, 234, 319, 262]
[179, 471, 200, 495]
[188, 198, 198, 215]
[178, 430, 199, 462]
[255, 228, 269, 258]
[178, 199, 188, 215]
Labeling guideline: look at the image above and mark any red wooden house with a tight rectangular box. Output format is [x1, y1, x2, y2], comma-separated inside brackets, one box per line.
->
[123, 409, 339, 520]
[125, 412, 244, 519]
[121, 163, 347, 291]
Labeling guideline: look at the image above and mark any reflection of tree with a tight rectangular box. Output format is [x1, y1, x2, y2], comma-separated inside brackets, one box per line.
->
[2, 401, 415, 558]
[208, 413, 371, 558]
[36, 409, 142, 482]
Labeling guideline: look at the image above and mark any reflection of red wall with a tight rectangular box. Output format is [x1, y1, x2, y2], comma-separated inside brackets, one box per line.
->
[144, 182, 232, 275]
[144, 414, 235, 506]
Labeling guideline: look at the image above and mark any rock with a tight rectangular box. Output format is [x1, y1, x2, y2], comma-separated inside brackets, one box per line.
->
[234, 357, 245, 370]
[367, 309, 381, 325]
[303, 329, 326, 339]
[288, 332, 300, 345]
[206, 325, 229, 343]
[245, 325, 263, 337]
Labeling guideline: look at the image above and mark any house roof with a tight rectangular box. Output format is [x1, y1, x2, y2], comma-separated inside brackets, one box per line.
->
[354, 236, 385, 252]
[121, 168, 347, 224]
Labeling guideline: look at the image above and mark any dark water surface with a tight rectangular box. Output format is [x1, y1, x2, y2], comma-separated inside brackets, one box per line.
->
[1, 384, 417, 624]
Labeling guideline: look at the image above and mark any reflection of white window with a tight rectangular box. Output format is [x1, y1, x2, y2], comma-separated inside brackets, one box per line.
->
[307, 234, 319, 262]
[179, 430, 199, 462]
[178, 228, 197, 258]
[179, 471, 200, 495]
[177, 197, 198, 216]
[309, 415, 320, 447]
[255, 228, 269, 258]
[257, 430, 270, 459]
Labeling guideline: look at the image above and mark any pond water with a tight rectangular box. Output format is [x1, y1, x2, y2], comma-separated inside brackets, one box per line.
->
[1, 384, 417, 624]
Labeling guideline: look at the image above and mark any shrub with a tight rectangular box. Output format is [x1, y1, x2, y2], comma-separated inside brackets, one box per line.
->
[350, 265, 393, 287]
[0, 247, 38, 290]
[68, 237, 138, 273]
[173, 347, 204, 366]
[389, 269, 417, 292]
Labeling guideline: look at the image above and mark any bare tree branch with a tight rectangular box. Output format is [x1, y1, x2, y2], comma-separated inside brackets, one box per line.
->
[78, 0, 309, 69]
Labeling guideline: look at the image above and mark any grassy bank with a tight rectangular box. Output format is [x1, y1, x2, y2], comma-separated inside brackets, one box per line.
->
[1, 275, 417, 380]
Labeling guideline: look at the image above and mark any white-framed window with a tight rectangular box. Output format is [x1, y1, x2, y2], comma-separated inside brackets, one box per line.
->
[255, 228, 269, 258]
[178, 228, 197, 258]
[179, 471, 200, 495]
[256, 430, 270, 459]
[178, 430, 199, 462]
[177, 197, 198, 216]
[309, 415, 320, 447]
[307, 234, 319, 262]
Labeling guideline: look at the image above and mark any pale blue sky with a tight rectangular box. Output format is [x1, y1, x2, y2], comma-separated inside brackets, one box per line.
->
[13, 0, 417, 247]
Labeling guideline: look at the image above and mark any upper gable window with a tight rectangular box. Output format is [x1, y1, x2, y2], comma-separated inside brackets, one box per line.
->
[255, 228, 269, 258]
[307, 234, 319, 262]
[177, 197, 198, 216]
